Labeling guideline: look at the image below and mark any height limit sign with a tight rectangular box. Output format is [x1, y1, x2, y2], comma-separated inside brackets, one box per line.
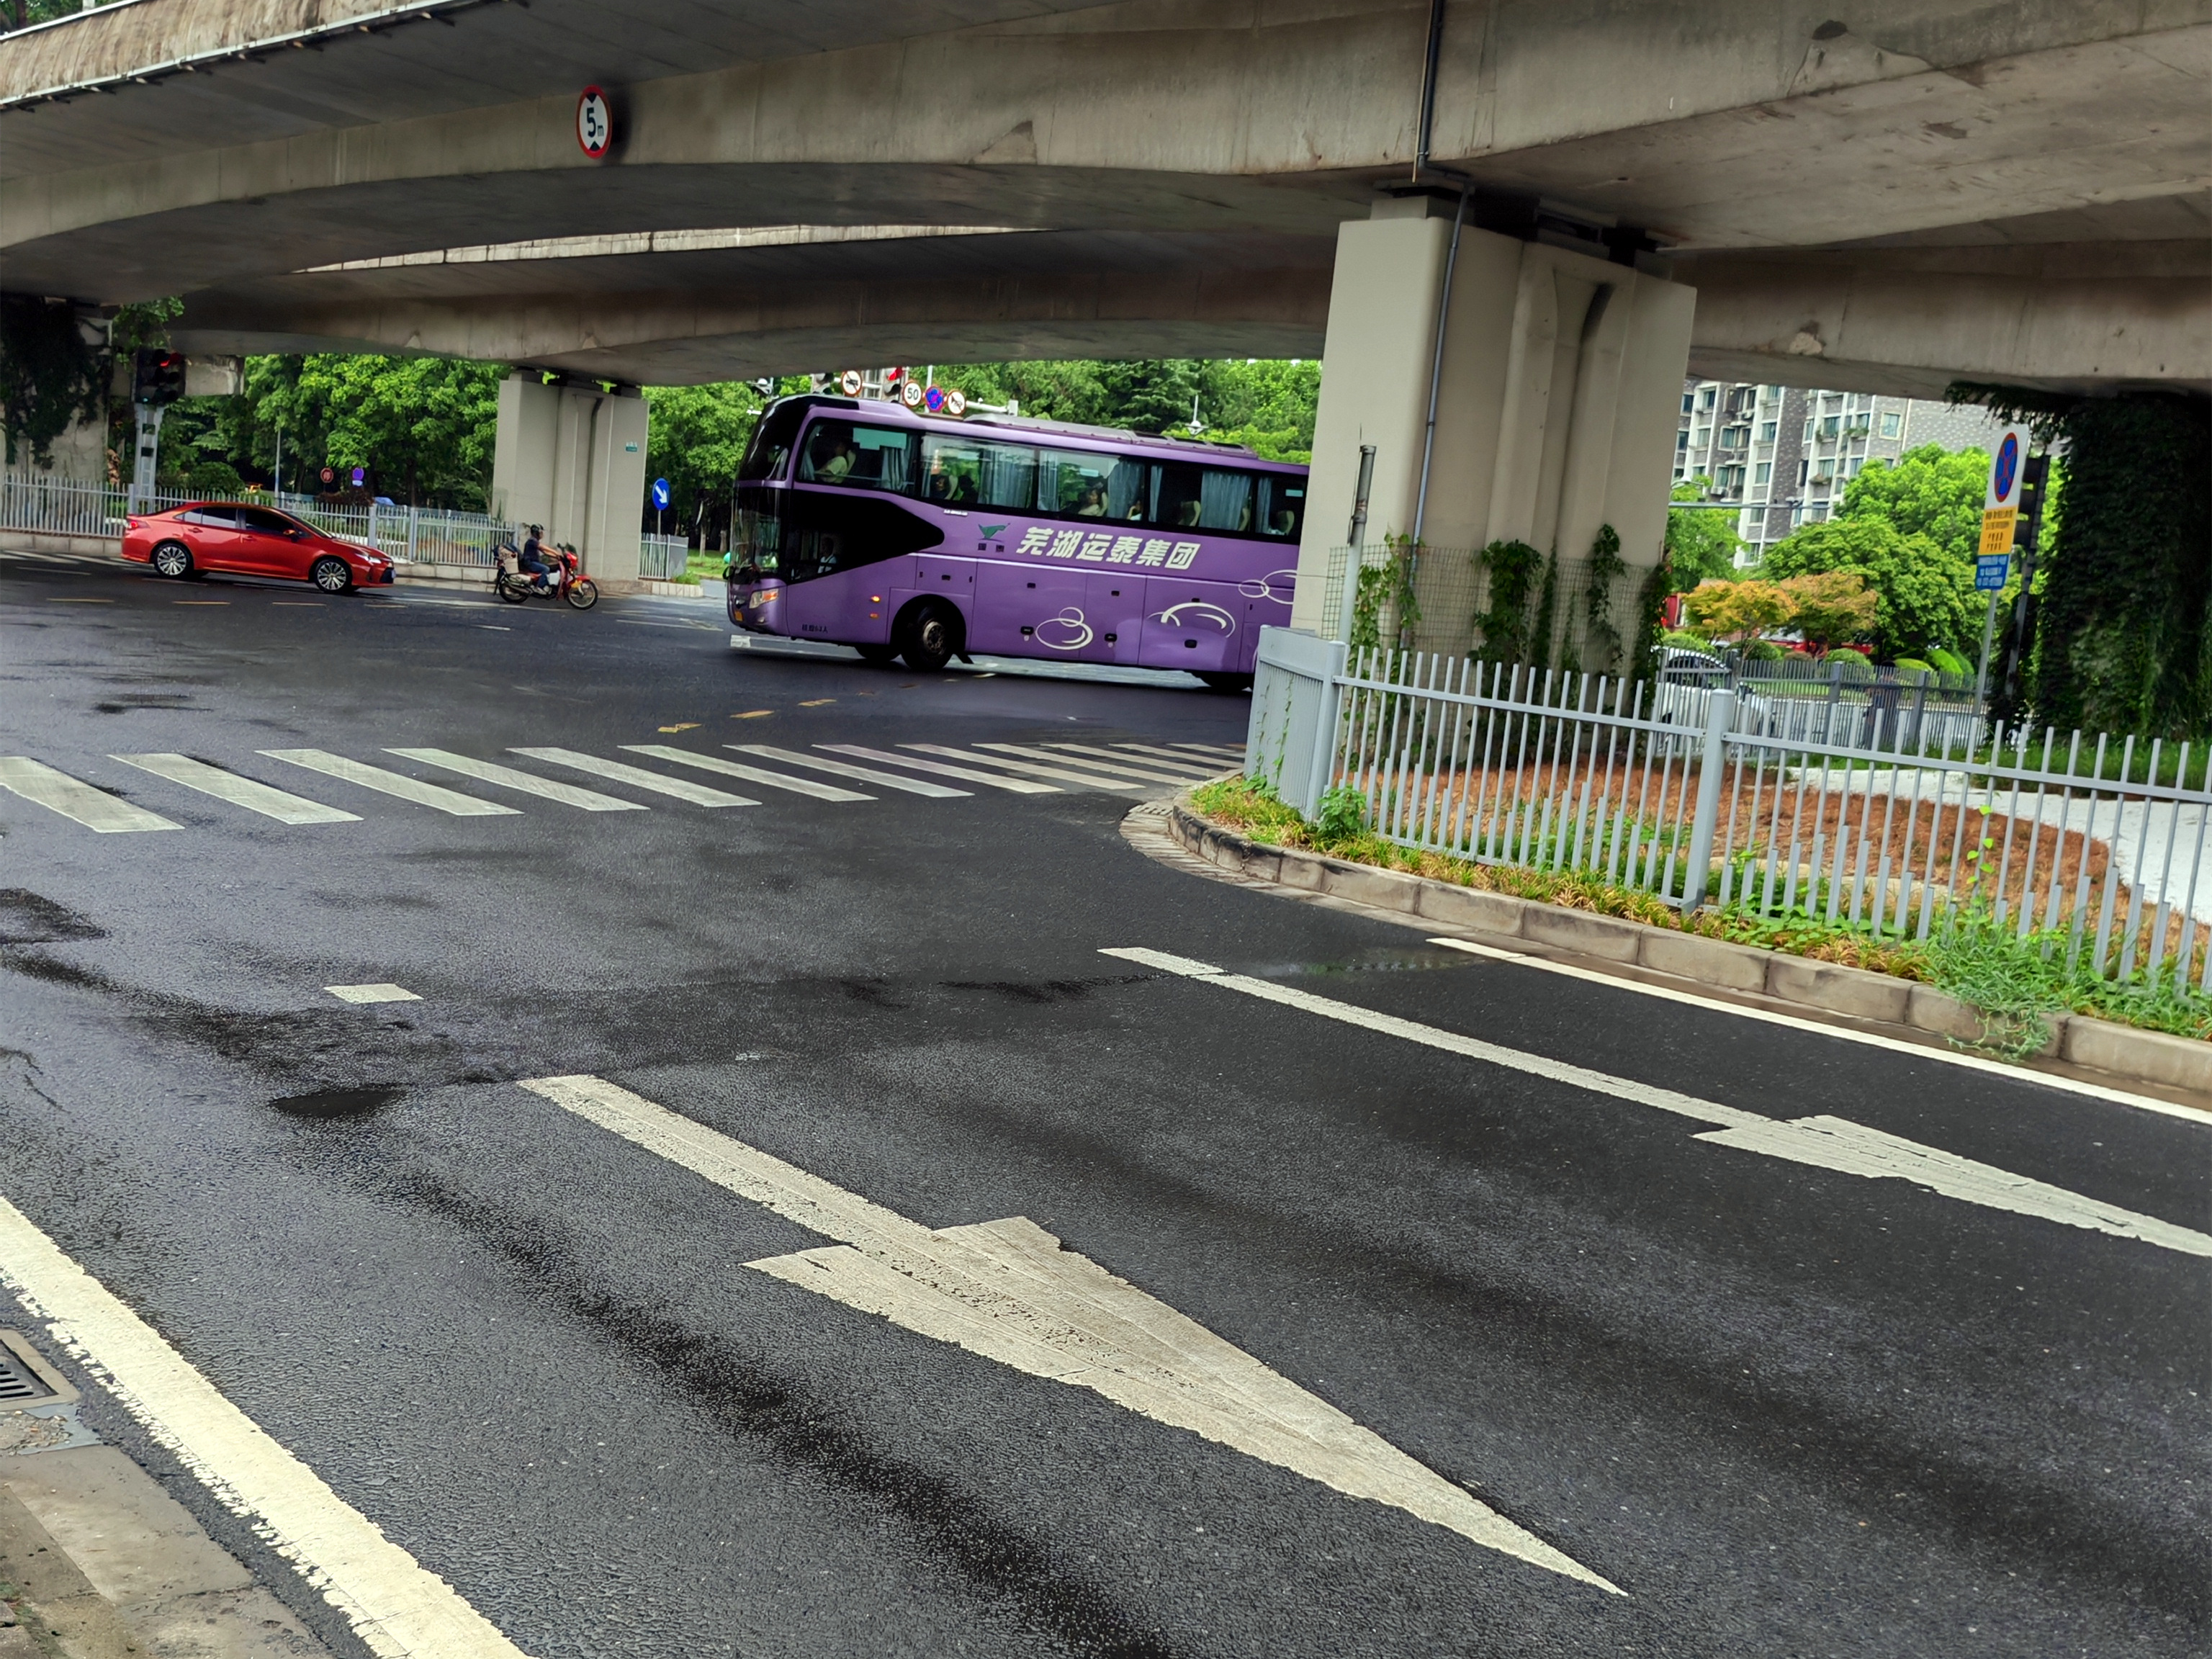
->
[1979, 425, 2030, 557]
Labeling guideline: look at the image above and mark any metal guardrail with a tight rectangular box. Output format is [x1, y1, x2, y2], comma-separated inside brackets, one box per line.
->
[1249, 626, 2212, 993]
[0, 474, 518, 567]
[638, 534, 691, 581]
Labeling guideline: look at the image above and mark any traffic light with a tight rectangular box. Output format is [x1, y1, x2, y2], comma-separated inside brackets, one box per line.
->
[132, 349, 185, 405]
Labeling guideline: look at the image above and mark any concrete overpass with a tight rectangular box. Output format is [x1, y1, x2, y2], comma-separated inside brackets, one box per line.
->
[4, 0, 2206, 593]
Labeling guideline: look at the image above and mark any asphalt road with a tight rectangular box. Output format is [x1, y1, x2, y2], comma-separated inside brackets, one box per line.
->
[1, 550, 2206, 1659]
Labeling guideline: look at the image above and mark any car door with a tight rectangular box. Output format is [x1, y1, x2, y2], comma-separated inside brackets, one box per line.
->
[235, 506, 309, 577]
[180, 506, 247, 572]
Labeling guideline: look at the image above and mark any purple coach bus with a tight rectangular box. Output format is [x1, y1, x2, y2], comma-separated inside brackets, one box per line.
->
[725, 394, 1305, 690]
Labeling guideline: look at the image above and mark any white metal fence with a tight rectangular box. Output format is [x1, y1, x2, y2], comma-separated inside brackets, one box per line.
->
[638, 534, 692, 581]
[0, 474, 518, 567]
[1248, 627, 2212, 995]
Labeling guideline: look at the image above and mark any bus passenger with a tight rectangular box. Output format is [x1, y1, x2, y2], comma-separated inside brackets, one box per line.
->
[1076, 481, 1109, 517]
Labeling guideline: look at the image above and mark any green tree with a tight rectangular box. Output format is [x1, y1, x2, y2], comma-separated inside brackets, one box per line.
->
[0, 295, 103, 467]
[1761, 516, 1973, 660]
[1664, 479, 1745, 588]
[642, 377, 809, 544]
[1839, 442, 1987, 561]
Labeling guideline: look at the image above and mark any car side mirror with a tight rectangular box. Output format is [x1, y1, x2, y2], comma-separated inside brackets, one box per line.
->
[291, 528, 310, 539]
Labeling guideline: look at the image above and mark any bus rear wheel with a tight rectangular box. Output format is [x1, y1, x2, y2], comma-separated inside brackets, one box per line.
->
[898, 601, 960, 673]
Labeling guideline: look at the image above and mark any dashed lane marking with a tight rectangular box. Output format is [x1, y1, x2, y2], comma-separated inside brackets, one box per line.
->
[0, 1193, 533, 1658]
[259, 750, 520, 817]
[109, 754, 361, 824]
[507, 747, 752, 808]
[816, 744, 1058, 795]
[0, 757, 179, 832]
[386, 749, 646, 812]
[728, 745, 968, 799]
[1103, 947, 2212, 1257]
[901, 744, 1151, 796]
[621, 745, 870, 803]
[518, 1074, 1617, 1593]
[324, 983, 420, 1004]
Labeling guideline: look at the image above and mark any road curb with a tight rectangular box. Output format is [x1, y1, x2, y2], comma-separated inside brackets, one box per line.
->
[1162, 798, 2212, 1105]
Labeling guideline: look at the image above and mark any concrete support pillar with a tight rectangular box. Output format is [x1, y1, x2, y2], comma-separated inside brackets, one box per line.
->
[490, 374, 649, 582]
[1291, 197, 1695, 665]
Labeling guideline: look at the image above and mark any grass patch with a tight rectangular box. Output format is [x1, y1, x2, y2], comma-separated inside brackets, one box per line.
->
[1188, 775, 2210, 1051]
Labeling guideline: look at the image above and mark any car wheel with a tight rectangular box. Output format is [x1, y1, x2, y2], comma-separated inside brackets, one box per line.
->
[310, 556, 353, 593]
[898, 601, 958, 673]
[150, 541, 193, 579]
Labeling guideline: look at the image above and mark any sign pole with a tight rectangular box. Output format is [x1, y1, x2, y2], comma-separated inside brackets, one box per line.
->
[1973, 589, 2000, 711]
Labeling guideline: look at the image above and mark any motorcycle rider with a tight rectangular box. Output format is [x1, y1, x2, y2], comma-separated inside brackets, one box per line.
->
[518, 524, 556, 590]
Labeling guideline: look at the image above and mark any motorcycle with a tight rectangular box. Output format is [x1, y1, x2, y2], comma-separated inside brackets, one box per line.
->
[493, 542, 598, 610]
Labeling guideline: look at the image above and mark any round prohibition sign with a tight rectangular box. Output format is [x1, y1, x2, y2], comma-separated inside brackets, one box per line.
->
[576, 86, 613, 158]
[1992, 431, 2020, 505]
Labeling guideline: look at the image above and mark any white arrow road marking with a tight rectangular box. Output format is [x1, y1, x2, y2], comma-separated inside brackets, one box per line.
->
[1102, 948, 2212, 1259]
[516, 1073, 1617, 1593]
[0, 1194, 534, 1659]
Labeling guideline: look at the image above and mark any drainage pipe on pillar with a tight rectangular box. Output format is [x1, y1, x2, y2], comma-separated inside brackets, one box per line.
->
[1407, 185, 1469, 602]
[1339, 443, 1376, 647]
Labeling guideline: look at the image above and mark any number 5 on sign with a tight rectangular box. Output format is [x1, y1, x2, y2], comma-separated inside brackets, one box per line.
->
[1979, 425, 2029, 556]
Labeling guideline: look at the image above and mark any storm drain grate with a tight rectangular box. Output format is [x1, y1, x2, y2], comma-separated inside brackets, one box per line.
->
[0, 1352, 54, 1402]
[0, 1332, 66, 1405]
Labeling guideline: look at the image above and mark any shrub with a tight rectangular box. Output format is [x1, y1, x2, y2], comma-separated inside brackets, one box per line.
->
[1827, 647, 1874, 681]
[1660, 628, 1711, 651]
[1744, 639, 1784, 662]
[1927, 646, 1970, 678]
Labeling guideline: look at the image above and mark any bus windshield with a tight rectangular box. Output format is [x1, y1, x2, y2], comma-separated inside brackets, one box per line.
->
[738, 400, 807, 481]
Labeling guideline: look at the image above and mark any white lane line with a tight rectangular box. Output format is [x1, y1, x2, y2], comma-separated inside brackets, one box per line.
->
[727, 745, 968, 799]
[0, 757, 180, 832]
[1102, 947, 2212, 1258]
[1166, 743, 1244, 758]
[1002, 744, 1216, 786]
[621, 745, 871, 803]
[817, 744, 1058, 795]
[259, 750, 520, 817]
[1426, 935, 2209, 1125]
[385, 748, 645, 812]
[508, 748, 752, 808]
[518, 1074, 1615, 1591]
[901, 744, 1152, 796]
[325, 983, 420, 1004]
[109, 755, 363, 825]
[0, 1193, 534, 1659]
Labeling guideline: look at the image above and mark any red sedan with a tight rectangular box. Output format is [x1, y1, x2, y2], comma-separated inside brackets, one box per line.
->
[122, 503, 397, 593]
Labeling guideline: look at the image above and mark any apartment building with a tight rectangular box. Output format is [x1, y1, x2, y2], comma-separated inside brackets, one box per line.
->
[1673, 380, 2010, 565]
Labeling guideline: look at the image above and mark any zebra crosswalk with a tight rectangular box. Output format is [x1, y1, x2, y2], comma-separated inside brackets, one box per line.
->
[0, 737, 1241, 837]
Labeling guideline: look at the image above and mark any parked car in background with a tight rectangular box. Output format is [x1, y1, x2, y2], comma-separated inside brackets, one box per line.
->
[1649, 645, 1772, 732]
[122, 503, 396, 592]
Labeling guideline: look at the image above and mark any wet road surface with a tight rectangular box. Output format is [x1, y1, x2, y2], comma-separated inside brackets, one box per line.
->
[1, 552, 2206, 1658]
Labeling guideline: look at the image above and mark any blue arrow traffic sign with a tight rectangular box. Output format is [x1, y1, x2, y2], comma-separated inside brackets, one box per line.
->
[649, 478, 670, 510]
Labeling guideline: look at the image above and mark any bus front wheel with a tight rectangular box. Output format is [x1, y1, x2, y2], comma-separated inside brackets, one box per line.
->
[898, 601, 961, 673]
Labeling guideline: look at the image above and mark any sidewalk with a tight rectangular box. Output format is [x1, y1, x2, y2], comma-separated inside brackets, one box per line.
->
[0, 1330, 330, 1659]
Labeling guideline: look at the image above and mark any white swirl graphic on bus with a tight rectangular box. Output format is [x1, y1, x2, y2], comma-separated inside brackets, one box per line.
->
[1034, 607, 1095, 651]
[1236, 570, 1297, 605]
[1152, 600, 1238, 636]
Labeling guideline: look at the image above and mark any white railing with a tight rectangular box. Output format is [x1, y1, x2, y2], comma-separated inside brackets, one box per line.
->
[639, 533, 692, 581]
[1249, 627, 2212, 994]
[0, 474, 518, 568]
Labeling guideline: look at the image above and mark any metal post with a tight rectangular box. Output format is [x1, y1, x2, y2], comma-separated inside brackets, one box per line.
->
[1409, 185, 1470, 559]
[1972, 586, 2001, 714]
[1681, 690, 1737, 911]
[130, 401, 165, 513]
[1339, 443, 1376, 644]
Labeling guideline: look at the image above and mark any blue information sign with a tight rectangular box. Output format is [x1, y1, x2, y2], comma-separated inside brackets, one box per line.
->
[650, 477, 670, 510]
[1975, 554, 2010, 592]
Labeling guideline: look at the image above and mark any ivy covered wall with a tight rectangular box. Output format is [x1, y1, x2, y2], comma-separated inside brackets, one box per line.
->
[2024, 394, 2212, 738]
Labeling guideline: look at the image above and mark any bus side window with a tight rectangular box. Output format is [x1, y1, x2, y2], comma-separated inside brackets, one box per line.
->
[922, 434, 1037, 508]
[1148, 465, 1251, 532]
[1256, 477, 1305, 539]
[799, 421, 917, 494]
[1046, 451, 1143, 521]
